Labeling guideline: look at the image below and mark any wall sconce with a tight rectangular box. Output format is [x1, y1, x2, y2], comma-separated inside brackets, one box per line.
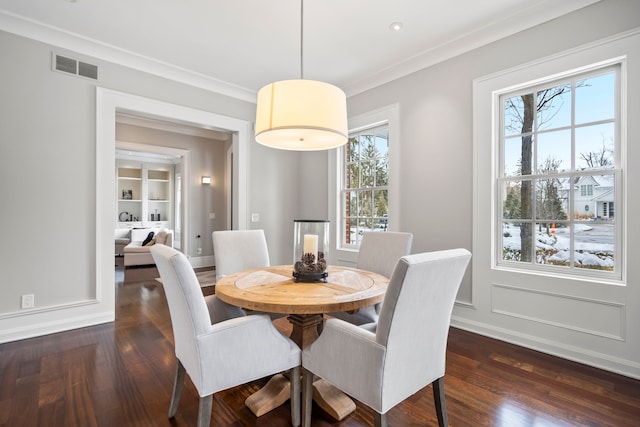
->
[201, 176, 211, 185]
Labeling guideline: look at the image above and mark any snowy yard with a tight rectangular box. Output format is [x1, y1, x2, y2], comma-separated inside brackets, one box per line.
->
[502, 222, 614, 270]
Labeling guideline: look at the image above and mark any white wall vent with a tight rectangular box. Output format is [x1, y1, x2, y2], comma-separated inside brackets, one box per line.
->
[52, 53, 99, 81]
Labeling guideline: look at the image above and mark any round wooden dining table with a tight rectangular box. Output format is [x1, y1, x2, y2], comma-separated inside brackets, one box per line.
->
[215, 265, 389, 420]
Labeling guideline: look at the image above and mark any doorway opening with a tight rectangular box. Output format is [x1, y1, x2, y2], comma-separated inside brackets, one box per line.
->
[96, 87, 251, 321]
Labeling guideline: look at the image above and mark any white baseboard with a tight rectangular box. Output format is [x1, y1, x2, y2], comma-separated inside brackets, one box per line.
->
[0, 310, 114, 344]
[451, 316, 640, 380]
[189, 255, 214, 269]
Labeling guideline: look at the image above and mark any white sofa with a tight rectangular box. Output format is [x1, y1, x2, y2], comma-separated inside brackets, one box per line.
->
[124, 228, 173, 266]
[115, 228, 131, 255]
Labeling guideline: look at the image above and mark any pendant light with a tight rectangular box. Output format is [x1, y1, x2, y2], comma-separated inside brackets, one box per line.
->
[255, 0, 348, 151]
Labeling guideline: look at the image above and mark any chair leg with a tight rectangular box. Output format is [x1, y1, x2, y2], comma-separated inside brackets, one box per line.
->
[374, 412, 388, 427]
[301, 368, 314, 427]
[432, 377, 449, 427]
[290, 365, 301, 427]
[168, 360, 186, 419]
[197, 394, 213, 427]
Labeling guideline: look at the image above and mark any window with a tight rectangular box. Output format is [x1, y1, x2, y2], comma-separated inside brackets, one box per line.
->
[580, 184, 593, 196]
[340, 124, 389, 248]
[498, 65, 621, 277]
[333, 104, 399, 258]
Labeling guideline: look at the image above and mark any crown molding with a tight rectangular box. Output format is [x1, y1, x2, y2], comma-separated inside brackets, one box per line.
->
[2, 0, 600, 100]
[0, 10, 257, 103]
[343, 0, 601, 96]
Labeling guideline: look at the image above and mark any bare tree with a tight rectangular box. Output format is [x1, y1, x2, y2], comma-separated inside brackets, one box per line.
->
[579, 137, 613, 169]
[519, 94, 534, 262]
[506, 85, 571, 262]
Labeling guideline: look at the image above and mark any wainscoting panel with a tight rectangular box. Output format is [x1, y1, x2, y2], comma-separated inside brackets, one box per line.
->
[491, 283, 625, 340]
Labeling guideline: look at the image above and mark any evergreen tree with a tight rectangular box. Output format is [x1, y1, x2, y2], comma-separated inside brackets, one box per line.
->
[536, 157, 567, 233]
[503, 185, 521, 219]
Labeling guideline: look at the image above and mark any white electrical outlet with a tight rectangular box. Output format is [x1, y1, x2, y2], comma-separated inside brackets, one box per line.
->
[251, 213, 260, 222]
[21, 294, 35, 309]
[197, 247, 202, 255]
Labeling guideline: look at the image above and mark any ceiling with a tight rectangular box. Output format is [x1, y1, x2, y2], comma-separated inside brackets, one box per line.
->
[0, 0, 598, 101]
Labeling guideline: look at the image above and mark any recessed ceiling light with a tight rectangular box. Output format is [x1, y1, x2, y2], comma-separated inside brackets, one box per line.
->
[389, 22, 403, 32]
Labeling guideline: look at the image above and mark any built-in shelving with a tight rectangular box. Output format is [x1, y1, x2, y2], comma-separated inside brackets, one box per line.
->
[116, 161, 173, 229]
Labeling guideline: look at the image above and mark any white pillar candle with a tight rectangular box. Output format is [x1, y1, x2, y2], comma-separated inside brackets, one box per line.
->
[303, 234, 318, 256]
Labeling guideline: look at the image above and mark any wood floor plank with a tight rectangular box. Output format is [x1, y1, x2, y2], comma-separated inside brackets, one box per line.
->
[36, 398, 65, 427]
[0, 400, 11, 425]
[65, 364, 98, 427]
[8, 374, 40, 427]
[0, 268, 637, 426]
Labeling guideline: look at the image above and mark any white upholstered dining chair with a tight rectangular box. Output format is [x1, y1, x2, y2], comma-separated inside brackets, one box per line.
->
[150, 244, 301, 427]
[329, 231, 413, 326]
[212, 229, 286, 321]
[212, 229, 270, 281]
[302, 248, 471, 427]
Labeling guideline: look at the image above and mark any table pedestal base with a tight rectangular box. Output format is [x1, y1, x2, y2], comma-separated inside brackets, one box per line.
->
[288, 313, 323, 348]
[312, 378, 357, 421]
[245, 375, 356, 421]
[246, 373, 290, 417]
[244, 313, 357, 420]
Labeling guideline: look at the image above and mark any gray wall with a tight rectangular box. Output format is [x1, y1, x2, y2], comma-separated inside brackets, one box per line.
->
[249, 143, 300, 264]
[0, 29, 297, 335]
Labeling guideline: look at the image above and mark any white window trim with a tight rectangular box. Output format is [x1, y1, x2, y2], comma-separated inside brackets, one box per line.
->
[474, 37, 630, 295]
[495, 64, 623, 282]
[464, 28, 640, 381]
[329, 103, 400, 267]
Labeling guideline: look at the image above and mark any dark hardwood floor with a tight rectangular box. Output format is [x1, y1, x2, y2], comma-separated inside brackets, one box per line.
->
[0, 267, 638, 426]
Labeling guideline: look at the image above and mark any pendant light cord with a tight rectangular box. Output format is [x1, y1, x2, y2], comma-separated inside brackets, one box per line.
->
[300, 0, 304, 79]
